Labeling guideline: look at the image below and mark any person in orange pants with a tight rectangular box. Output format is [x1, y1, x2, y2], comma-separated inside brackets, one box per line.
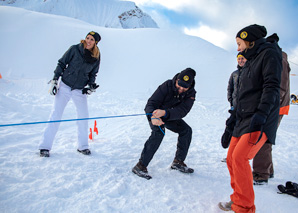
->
[219, 24, 282, 212]
[227, 132, 267, 212]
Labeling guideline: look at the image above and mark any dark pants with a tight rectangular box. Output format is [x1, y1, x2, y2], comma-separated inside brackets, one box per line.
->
[252, 115, 283, 179]
[139, 119, 192, 167]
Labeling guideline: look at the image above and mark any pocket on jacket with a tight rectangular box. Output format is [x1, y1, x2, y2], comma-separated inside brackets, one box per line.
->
[239, 100, 258, 118]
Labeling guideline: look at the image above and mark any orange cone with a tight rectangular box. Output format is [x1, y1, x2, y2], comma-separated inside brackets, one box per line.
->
[89, 128, 93, 140]
[0, 73, 2, 79]
[94, 120, 98, 135]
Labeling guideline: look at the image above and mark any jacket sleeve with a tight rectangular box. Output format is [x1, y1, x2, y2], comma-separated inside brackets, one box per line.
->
[257, 49, 282, 117]
[53, 45, 75, 80]
[280, 52, 291, 105]
[88, 55, 100, 85]
[144, 81, 168, 117]
[227, 73, 234, 106]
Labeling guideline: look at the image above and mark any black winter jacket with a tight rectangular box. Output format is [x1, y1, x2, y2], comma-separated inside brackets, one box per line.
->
[145, 73, 196, 122]
[227, 65, 242, 108]
[53, 43, 100, 90]
[233, 38, 282, 145]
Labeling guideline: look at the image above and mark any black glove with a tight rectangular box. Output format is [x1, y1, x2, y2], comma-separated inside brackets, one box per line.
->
[221, 110, 236, 149]
[82, 83, 99, 95]
[48, 80, 58, 95]
[249, 112, 267, 131]
[226, 109, 236, 129]
[221, 128, 233, 149]
[89, 83, 99, 90]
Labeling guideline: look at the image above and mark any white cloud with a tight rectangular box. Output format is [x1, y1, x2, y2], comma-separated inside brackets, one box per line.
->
[131, 0, 298, 60]
[184, 23, 229, 49]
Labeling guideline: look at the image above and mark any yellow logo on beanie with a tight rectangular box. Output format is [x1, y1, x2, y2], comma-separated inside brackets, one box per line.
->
[240, 31, 248, 39]
[89, 31, 95, 35]
[183, 75, 189, 81]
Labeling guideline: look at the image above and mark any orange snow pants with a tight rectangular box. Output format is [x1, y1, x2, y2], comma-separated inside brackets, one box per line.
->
[227, 131, 267, 213]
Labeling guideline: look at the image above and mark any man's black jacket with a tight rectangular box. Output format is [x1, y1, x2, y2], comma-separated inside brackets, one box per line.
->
[145, 73, 196, 122]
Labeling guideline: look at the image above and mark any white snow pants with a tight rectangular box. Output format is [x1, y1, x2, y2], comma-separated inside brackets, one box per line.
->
[39, 81, 89, 151]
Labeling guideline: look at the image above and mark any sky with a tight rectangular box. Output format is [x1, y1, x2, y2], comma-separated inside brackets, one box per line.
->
[128, 0, 298, 69]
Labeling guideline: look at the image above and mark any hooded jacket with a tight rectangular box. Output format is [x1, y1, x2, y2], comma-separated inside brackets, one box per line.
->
[53, 43, 100, 90]
[233, 38, 282, 144]
[227, 65, 242, 108]
[145, 73, 196, 122]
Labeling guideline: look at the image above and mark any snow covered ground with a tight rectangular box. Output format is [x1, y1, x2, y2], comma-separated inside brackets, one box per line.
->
[0, 6, 298, 213]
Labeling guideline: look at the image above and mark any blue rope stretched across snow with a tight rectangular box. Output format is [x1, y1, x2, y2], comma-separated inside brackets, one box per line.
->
[0, 113, 166, 135]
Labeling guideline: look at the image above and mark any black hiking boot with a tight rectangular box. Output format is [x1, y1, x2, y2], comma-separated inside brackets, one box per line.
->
[171, 159, 194, 173]
[40, 149, 50, 157]
[132, 162, 152, 180]
[77, 149, 91, 155]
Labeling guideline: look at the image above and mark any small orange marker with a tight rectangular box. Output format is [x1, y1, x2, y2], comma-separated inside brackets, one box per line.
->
[89, 128, 93, 140]
[94, 120, 98, 135]
[0, 73, 2, 79]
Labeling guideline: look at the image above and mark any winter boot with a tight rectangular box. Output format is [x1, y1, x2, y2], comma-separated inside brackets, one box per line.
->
[132, 162, 152, 180]
[77, 149, 91, 155]
[254, 179, 268, 185]
[221, 157, 227, 163]
[40, 149, 50, 157]
[171, 159, 194, 173]
[218, 201, 233, 211]
[253, 173, 268, 185]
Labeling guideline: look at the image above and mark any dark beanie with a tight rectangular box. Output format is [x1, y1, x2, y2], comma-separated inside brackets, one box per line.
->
[177, 68, 196, 88]
[86, 31, 101, 44]
[236, 24, 267, 42]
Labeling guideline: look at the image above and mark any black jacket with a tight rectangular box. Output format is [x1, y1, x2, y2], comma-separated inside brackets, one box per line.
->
[233, 38, 282, 144]
[53, 43, 100, 90]
[145, 73, 196, 122]
[227, 65, 242, 108]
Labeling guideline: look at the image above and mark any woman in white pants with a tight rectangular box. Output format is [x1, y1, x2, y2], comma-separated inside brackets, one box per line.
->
[39, 31, 101, 157]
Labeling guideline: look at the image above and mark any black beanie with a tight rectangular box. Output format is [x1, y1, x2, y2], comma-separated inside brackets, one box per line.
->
[86, 31, 101, 44]
[177, 68, 196, 88]
[236, 24, 267, 42]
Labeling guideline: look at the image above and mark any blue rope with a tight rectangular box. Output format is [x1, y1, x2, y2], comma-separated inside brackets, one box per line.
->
[151, 117, 165, 135]
[0, 113, 150, 127]
[0, 112, 166, 135]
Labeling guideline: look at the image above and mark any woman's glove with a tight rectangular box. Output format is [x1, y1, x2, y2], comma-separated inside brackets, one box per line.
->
[49, 80, 58, 95]
[82, 83, 99, 95]
[249, 112, 267, 130]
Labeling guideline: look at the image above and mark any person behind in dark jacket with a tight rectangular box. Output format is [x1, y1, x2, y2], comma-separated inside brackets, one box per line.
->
[218, 25, 282, 212]
[221, 53, 247, 162]
[227, 53, 247, 110]
[38, 31, 101, 157]
[252, 37, 291, 185]
[132, 68, 197, 180]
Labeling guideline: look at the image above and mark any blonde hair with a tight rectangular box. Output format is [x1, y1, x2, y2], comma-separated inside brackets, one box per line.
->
[243, 40, 255, 53]
[80, 40, 100, 59]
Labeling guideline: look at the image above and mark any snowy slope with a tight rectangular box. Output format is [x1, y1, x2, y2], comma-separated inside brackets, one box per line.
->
[0, 6, 298, 213]
[0, 0, 158, 29]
